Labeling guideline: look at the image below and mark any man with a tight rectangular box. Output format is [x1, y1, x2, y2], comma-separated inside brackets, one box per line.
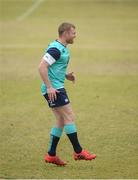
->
[38, 22, 96, 166]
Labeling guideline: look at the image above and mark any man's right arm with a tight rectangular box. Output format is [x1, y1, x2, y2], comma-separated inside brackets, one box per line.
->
[38, 59, 59, 101]
[38, 59, 52, 88]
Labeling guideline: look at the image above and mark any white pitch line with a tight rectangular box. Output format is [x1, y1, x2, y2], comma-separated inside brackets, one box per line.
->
[16, 0, 44, 21]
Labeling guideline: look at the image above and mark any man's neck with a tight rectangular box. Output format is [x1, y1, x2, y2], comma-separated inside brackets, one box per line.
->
[57, 38, 67, 47]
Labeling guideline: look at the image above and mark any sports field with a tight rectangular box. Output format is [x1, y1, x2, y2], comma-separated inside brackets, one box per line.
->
[0, 0, 138, 178]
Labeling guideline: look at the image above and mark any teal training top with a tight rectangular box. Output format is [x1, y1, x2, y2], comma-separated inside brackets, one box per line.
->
[41, 40, 70, 95]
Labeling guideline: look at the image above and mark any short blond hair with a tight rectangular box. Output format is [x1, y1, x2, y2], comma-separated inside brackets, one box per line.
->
[58, 22, 75, 36]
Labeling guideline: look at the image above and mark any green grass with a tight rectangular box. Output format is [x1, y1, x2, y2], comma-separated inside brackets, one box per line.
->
[0, 0, 138, 178]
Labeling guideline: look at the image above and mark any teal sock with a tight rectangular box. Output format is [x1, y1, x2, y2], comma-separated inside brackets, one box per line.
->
[64, 123, 77, 134]
[64, 123, 82, 153]
[48, 127, 63, 156]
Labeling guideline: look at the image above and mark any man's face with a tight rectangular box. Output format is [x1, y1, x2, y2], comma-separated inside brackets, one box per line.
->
[65, 27, 76, 44]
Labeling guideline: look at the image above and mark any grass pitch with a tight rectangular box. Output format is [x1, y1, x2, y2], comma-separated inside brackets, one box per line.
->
[0, 0, 138, 179]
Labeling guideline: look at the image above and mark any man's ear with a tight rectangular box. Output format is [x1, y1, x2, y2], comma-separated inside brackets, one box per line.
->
[63, 31, 67, 37]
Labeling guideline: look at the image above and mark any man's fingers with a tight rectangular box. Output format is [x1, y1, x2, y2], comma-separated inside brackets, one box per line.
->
[51, 94, 54, 102]
[54, 93, 57, 100]
[72, 75, 75, 81]
[56, 89, 60, 93]
[68, 72, 74, 76]
[48, 93, 52, 101]
[52, 92, 56, 101]
[48, 92, 57, 102]
[48, 93, 53, 102]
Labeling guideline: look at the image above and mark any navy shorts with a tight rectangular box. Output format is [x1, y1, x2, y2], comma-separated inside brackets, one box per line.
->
[43, 88, 70, 108]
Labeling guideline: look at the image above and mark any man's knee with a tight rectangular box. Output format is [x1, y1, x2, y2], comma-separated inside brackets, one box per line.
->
[56, 119, 64, 128]
[64, 111, 75, 123]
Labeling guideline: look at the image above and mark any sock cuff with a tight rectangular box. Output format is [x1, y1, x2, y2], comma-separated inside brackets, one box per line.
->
[64, 123, 77, 134]
[50, 127, 63, 138]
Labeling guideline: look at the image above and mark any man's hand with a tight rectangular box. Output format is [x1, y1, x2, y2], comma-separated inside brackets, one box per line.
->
[66, 72, 75, 83]
[47, 87, 59, 102]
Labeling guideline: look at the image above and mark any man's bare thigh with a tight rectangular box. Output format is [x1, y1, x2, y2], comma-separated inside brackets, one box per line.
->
[52, 104, 75, 123]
